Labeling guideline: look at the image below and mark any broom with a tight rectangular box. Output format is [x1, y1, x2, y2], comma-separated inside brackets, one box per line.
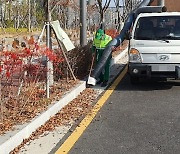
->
[87, 53, 96, 86]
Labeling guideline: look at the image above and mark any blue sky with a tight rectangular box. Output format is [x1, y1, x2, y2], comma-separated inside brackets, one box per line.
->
[102, 0, 124, 7]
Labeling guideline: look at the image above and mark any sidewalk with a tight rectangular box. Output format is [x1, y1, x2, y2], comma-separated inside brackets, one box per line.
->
[0, 48, 128, 154]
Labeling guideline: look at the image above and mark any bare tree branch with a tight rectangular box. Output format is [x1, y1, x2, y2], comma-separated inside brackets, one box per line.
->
[96, 0, 111, 22]
[103, 0, 111, 12]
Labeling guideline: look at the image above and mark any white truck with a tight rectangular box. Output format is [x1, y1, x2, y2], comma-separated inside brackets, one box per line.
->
[128, 12, 180, 83]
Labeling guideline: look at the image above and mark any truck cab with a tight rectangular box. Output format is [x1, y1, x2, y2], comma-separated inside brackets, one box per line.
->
[128, 12, 180, 83]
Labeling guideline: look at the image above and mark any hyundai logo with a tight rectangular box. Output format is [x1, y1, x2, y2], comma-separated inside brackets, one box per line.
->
[159, 55, 169, 61]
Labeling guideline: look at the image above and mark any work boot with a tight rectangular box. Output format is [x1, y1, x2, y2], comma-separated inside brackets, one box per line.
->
[101, 80, 108, 87]
[86, 84, 93, 88]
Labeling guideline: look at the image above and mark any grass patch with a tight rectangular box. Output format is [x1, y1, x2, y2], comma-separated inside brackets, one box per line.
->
[0, 28, 41, 35]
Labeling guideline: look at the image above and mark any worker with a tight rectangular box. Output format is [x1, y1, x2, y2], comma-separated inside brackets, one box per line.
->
[91, 24, 112, 87]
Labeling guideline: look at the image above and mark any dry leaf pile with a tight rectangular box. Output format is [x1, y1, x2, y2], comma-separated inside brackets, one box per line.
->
[0, 79, 78, 135]
[10, 88, 96, 154]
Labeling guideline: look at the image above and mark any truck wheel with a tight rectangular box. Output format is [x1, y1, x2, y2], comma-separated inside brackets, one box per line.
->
[130, 76, 139, 84]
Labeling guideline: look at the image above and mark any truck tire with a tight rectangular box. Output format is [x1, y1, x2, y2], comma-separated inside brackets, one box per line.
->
[130, 76, 139, 84]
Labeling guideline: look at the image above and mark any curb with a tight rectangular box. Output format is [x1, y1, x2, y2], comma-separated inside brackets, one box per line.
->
[0, 48, 128, 154]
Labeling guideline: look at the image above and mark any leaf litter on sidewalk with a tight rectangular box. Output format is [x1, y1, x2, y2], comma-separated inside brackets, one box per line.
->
[10, 88, 97, 154]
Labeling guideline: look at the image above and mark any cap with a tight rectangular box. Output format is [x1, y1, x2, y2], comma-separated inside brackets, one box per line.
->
[95, 29, 104, 39]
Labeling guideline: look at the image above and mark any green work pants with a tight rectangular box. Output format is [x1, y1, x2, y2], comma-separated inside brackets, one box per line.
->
[96, 49, 111, 82]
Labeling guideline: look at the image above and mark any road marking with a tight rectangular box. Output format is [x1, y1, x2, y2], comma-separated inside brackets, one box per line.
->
[55, 66, 128, 154]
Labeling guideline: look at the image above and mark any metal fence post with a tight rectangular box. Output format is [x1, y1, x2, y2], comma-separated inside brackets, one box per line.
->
[45, 0, 53, 98]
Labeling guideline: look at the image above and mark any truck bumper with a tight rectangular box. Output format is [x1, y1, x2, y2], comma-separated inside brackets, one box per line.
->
[128, 63, 180, 79]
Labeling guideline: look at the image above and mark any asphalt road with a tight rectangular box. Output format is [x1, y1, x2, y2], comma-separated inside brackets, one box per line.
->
[68, 74, 180, 154]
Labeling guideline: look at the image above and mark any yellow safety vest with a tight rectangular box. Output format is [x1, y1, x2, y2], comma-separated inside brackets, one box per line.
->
[93, 35, 112, 49]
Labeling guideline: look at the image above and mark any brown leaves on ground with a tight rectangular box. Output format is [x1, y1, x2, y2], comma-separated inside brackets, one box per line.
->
[28, 36, 35, 45]
[10, 88, 96, 154]
[12, 39, 20, 49]
[0, 79, 78, 135]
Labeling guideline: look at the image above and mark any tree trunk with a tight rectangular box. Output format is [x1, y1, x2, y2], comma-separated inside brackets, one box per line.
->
[28, 0, 31, 32]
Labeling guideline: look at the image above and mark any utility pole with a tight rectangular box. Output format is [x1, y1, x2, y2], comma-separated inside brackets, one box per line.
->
[80, 0, 87, 46]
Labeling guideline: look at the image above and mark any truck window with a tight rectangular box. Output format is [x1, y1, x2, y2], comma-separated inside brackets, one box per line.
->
[134, 16, 180, 40]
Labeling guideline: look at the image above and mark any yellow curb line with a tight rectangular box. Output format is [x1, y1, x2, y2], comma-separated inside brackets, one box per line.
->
[55, 66, 128, 154]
